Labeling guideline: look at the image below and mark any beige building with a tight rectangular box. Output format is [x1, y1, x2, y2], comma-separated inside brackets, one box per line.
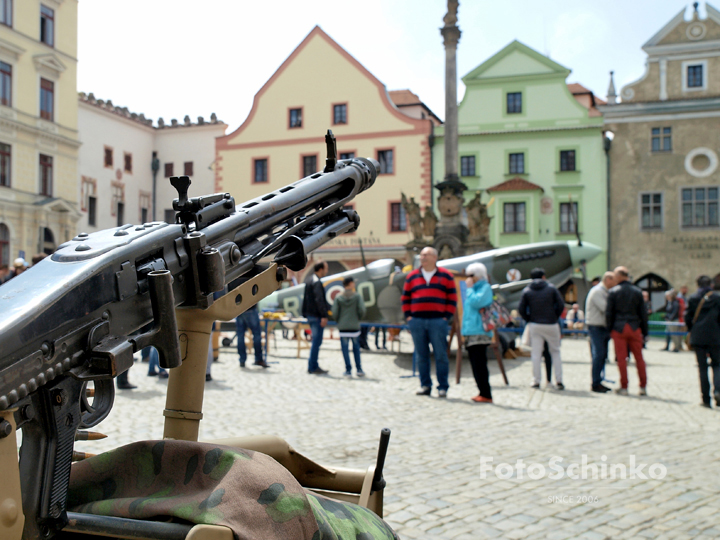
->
[215, 26, 439, 275]
[600, 3, 720, 301]
[0, 0, 80, 265]
[78, 93, 226, 233]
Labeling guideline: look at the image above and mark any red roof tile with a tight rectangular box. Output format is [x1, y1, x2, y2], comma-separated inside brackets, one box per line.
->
[389, 89, 421, 106]
[486, 177, 544, 193]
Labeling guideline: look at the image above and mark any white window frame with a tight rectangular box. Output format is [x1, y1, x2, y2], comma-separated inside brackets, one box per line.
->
[639, 191, 664, 232]
[682, 59, 707, 92]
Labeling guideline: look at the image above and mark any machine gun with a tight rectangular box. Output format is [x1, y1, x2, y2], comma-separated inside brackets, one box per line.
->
[0, 131, 389, 540]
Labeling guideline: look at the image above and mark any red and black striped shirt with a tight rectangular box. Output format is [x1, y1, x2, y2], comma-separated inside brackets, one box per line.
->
[401, 267, 457, 319]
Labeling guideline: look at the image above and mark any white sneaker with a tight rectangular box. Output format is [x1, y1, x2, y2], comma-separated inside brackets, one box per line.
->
[438, 389, 447, 398]
[343, 371, 352, 378]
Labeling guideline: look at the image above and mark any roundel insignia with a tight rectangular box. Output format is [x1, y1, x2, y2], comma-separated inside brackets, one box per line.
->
[506, 268, 521, 282]
[325, 281, 344, 305]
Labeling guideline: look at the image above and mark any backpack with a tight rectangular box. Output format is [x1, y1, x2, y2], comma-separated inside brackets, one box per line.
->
[480, 300, 511, 333]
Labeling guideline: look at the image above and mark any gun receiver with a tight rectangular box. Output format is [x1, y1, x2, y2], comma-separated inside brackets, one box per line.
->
[0, 130, 378, 540]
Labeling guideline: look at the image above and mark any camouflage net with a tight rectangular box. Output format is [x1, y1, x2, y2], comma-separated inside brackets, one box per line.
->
[68, 440, 397, 540]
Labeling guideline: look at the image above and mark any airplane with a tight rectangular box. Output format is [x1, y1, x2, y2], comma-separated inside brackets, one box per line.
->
[258, 240, 602, 324]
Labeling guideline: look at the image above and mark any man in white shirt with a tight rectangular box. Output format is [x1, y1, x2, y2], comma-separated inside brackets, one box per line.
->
[585, 271, 616, 393]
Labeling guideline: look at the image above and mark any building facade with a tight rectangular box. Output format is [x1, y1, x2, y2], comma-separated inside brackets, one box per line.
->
[0, 0, 81, 264]
[215, 26, 438, 275]
[600, 4, 720, 298]
[432, 41, 608, 279]
[78, 93, 226, 233]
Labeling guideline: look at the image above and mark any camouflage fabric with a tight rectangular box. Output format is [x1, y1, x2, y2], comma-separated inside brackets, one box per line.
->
[68, 440, 398, 540]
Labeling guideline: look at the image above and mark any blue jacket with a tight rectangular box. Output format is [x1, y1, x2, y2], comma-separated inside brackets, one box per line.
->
[461, 280, 494, 337]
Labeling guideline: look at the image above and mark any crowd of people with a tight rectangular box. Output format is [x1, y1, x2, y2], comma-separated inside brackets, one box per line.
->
[107, 247, 720, 410]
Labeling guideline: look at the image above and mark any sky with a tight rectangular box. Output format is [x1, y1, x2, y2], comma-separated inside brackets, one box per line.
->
[78, 0, 697, 133]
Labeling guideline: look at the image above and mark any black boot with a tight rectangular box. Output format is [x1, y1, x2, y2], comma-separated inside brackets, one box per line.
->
[117, 371, 137, 390]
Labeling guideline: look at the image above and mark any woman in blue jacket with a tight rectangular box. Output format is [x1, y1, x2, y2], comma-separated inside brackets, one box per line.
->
[462, 262, 495, 403]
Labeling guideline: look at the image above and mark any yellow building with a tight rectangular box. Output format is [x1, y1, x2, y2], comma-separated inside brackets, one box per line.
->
[216, 26, 438, 275]
[0, 0, 80, 266]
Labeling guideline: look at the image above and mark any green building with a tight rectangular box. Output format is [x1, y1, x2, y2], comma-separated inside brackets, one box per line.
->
[432, 40, 608, 278]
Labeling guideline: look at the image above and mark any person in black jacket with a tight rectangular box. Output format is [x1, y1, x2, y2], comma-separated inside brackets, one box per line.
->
[684, 275, 720, 408]
[606, 266, 648, 396]
[518, 268, 566, 390]
[302, 261, 330, 374]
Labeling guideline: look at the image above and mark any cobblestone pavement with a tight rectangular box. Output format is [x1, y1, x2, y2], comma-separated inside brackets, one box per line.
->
[79, 332, 720, 540]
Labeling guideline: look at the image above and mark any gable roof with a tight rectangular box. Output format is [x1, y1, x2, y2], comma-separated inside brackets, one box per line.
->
[643, 3, 720, 53]
[568, 83, 605, 117]
[462, 40, 570, 85]
[487, 177, 544, 193]
[219, 26, 426, 143]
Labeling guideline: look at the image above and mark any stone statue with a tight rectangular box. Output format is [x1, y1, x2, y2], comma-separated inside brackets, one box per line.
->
[422, 205, 438, 238]
[443, 0, 459, 26]
[401, 193, 423, 241]
[465, 191, 491, 242]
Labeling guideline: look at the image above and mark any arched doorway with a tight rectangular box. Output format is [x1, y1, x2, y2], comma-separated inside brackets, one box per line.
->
[0, 223, 9, 265]
[42, 227, 55, 255]
[634, 273, 670, 312]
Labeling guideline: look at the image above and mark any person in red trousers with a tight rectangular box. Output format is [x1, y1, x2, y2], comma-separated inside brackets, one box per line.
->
[606, 266, 649, 396]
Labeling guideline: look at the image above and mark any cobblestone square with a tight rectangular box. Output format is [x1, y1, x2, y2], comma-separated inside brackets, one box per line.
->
[81, 333, 720, 539]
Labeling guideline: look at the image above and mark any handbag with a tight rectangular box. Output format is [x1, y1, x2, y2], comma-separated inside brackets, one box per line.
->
[479, 300, 510, 333]
[686, 293, 711, 351]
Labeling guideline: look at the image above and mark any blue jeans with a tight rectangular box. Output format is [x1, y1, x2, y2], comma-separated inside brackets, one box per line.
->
[408, 317, 450, 391]
[588, 325, 610, 386]
[144, 346, 165, 375]
[307, 316, 324, 372]
[340, 336, 362, 372]
[236, 309, 263, 364]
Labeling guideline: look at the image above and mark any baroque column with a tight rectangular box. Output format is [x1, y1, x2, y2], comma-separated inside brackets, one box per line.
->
[441, 0, 461, 184]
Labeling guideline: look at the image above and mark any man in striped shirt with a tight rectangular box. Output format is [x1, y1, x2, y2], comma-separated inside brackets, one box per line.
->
[402, 247, 457, 397]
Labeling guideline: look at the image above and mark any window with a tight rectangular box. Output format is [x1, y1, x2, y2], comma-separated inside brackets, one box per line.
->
[390, 202, 406, 232]
[503, 202, 526, 232]
[377, 149, 394, 174]
[302, 155, 317, 177]
[40, 78, 53, 121]
[39, 154, 52, 196]
[164, 209, 175, 224]
[0, 0, 12, 27]
[184, 161, 193, 176]
[141, 207, 148, 223]
[87, 196, 96, 226]
[682, 187, 719, 228]
[116, 202, 124, 227]
[340, 152, 355, 160]
[0, 223, 8, 265]
[104, 147, 113, 167]
[687, 64, 703, 88]
[560, 150, 576, 171]
[289, 108, 302, 128]
[507, 92, 522, 114]
[0, 61, 11, 106]
[640, 193, 662, 230]
[333, 104, 347, 125]
[40, 5, 54, 47]
[559, 202, 578, 233]
[254, 158, 268, 183]
[0, 143, 9, 187]
[509, 153, 524, 174]
[651, 127, 672, 152]
[460, 156, 476, 177]
[124, 153, 132, 173]
[164, 163, 173, 177]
